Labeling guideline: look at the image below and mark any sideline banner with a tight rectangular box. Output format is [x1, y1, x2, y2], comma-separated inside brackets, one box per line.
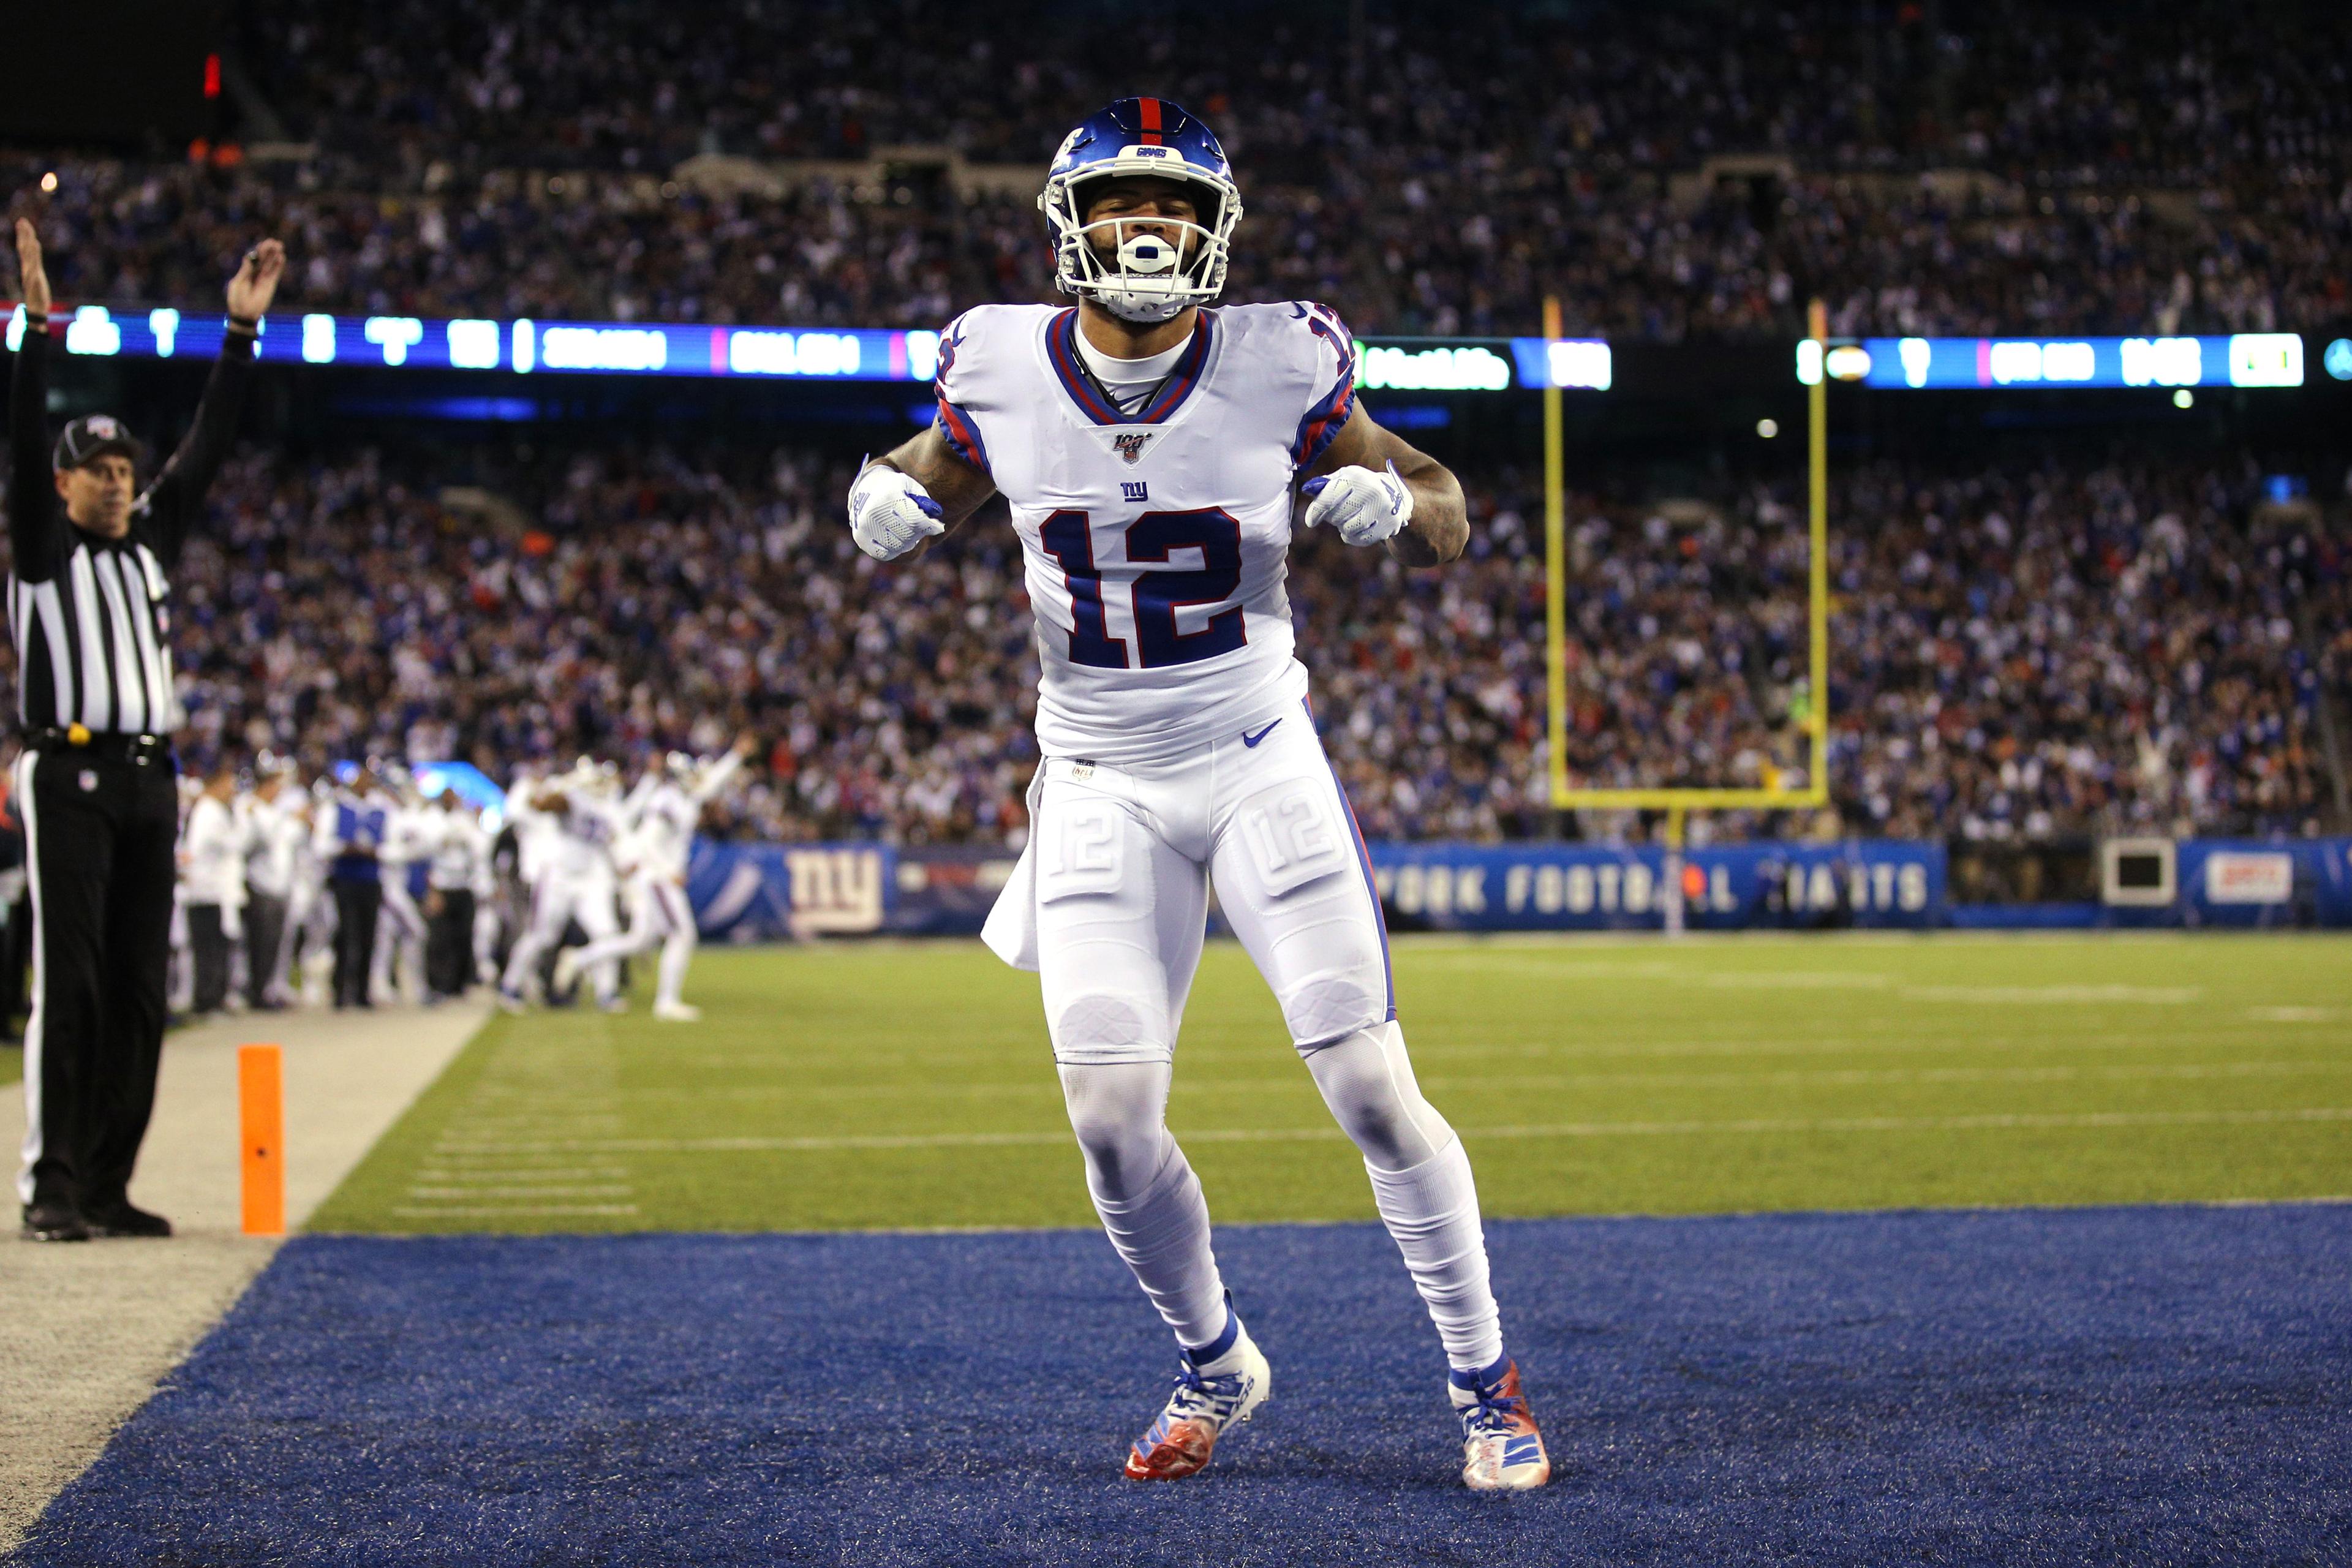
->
[680, 838, 2350, 938]
[680, 839, 1949, 938]
[2174, 839, 2352, 928]
[1365, 841, 1945, 933]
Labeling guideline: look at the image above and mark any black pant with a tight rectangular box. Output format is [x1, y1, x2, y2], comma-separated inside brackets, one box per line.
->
[0, 891, 30, 1033]
[425, 887, 475, 998]
[244, 892, 287, 1008]
[17, 744, 177, 1211]
[331, 878, 382, 1009]
[187, 903, 233, 1016]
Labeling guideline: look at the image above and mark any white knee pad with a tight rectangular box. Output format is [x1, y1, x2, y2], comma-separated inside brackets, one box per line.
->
[1280, 965, 1392, 1050]
[1049, 990, 1174, 1067]
[1303, 1022, 1452, 1172]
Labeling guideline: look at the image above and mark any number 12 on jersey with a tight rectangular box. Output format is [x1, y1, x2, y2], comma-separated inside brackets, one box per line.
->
[1038, 508, 1248, 671]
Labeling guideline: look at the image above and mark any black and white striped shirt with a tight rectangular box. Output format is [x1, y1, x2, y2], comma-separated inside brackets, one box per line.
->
[7, 317, 253, 737]
[10, 534, 184, 733]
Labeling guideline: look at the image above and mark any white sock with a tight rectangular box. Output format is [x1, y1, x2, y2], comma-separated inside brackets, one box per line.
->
[1088, 1136, 1229, 1354]
[1364, 1135, 1504, 1373]
[657, 932, 694, 1008]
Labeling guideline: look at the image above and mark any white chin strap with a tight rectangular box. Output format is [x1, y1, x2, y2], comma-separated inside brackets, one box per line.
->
[1097, 285, 1191, 324]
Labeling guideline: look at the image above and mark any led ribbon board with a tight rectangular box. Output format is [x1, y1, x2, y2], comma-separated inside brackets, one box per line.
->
[3, 305, 2317, 396]
[1824, 333, 2306, 390]
[3, 304, 949, 383]
[2, 301, 1621, 394]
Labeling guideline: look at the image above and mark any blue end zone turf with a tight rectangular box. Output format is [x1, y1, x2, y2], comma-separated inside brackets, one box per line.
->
[15, 1207, 2351, 1566]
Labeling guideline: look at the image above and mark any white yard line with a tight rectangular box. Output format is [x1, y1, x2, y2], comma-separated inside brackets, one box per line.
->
[431, 1104, 2352, 1157]
[388, 1204, 641, 1218]
[0, 998, 492, 1552]
[1898, 984, 2204, 1005]
[574, 1057, 2351, 1104]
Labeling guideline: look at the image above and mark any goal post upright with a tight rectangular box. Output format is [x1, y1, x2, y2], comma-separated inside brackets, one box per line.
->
[1806, 295, 1831, 807]
[1542, 295, 1570, 813]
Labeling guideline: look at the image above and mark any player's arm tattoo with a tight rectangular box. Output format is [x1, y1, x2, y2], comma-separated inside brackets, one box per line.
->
[867, 424, 998, 554]
[1303, 403, 1469, 568]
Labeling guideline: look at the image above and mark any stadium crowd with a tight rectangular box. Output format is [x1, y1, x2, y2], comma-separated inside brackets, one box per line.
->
[1, 437, 2336, 850]
[5, 1, 2346, 339]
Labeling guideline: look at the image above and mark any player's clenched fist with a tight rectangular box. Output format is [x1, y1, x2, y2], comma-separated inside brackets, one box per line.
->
[1300, 459, 1413, 547]
[847, 464, 945, 560]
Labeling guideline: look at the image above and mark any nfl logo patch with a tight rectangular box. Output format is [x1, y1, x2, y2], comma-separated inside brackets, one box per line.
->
[1112, 432, 1155, 466]
[88, 415, 120, 439]
[78, 770, 99, 792]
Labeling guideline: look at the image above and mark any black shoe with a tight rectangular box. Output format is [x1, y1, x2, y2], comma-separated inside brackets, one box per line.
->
[80, 1198, 173, 1238]
[20, 1196, 90, 1242]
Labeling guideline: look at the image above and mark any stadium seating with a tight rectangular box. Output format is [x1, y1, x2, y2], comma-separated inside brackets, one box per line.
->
[4, 440, 2332, 845]
[5, 1, 2346, 338]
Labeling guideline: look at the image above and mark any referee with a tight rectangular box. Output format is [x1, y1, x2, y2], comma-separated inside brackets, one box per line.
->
[8, 217, 284, 1242]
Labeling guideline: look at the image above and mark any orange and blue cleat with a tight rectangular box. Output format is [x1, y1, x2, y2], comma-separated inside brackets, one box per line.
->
[1450, 1356, 1551, 1491]
[1123, 1320, 1270, 1480]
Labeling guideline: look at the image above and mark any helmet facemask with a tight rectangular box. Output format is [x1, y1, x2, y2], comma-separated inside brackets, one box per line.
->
[1042, 170, 1240, 323]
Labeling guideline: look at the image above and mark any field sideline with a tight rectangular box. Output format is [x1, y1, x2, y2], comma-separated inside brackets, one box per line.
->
[314, 932, 2352, 1234]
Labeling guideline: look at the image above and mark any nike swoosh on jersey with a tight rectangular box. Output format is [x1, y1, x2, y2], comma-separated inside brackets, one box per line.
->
[1241, 720, 1281, 747]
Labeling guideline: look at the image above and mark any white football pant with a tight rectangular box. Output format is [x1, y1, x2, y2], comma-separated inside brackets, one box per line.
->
[500, 872, 621, 1003]
[373, 876, 428, 1005]
[1031, 704, 1504, 1373]
[563, 873, 698, 1009]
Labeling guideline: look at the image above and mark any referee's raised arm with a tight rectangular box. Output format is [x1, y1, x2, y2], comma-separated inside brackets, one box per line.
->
[9, 219, 62, 582]
[137, 238, 284, 565]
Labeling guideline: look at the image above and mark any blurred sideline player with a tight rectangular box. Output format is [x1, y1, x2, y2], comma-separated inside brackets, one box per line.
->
[424, 788, 494, 1001]
[556, 736, 752, 1021]
[292, 768, 341, 1005]
[498, 760, 625, 1012]
[846, 99, 1547, 1491]
[372, 770, 434, 1006]
[242, 756, 308, 1009]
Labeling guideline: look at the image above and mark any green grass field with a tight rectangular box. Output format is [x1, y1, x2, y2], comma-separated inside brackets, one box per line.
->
[312, 933, 2352, 1234]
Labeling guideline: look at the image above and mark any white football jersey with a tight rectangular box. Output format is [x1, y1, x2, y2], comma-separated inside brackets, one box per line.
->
[625, 780, 699, 882]
[549, 795, 624, 883]
[935, 301, 1357, 763]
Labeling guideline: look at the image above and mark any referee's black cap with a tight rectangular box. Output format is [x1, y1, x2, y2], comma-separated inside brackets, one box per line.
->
[53, 412, 147, 473]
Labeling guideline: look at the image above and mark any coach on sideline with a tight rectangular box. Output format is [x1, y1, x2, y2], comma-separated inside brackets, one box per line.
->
[8, 217, 284, 1242]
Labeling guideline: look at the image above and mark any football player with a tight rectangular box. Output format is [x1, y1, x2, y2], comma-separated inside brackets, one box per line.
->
[844, 99, 1547, 1491]
[497, 760, 627, 1013]
[555, 736, 753, 1020]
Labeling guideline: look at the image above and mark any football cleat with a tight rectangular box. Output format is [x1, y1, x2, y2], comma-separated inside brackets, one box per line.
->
[652, 1000, 702, 1022]
[496, 988, 527, 1015]
[1123, 1326, 1270, 1481]
[1450, 1357, 1551, 1492]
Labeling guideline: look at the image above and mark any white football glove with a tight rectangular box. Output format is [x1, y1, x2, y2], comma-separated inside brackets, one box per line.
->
[847, 464, 945, 561]
[1300, 459, 1414, 547]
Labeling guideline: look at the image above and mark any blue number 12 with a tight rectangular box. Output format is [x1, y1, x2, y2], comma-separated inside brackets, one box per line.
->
[1036, 508, 1245, 671]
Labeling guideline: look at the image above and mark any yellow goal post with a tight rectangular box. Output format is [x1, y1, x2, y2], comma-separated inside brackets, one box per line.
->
[1542, 296, 1833, 858]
